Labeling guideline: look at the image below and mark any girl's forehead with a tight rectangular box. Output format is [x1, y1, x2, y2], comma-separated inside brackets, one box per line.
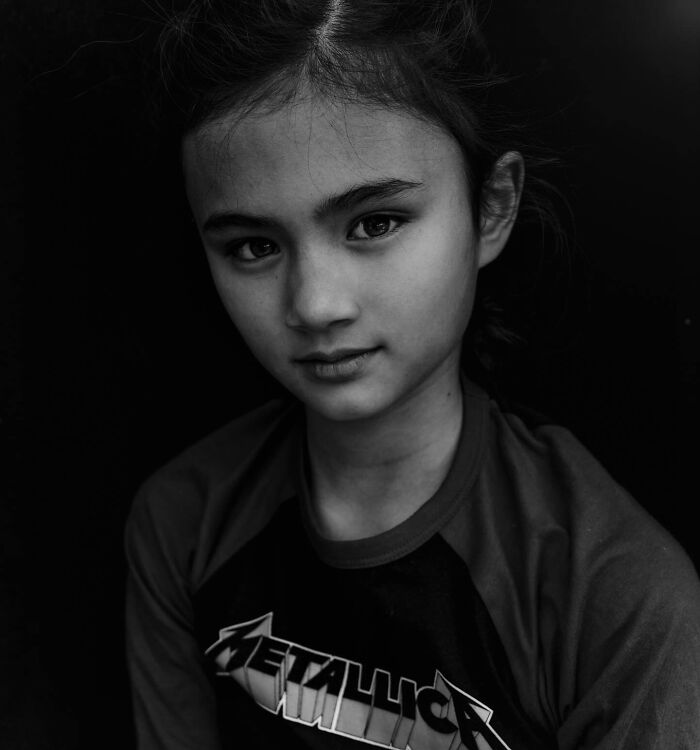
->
[182, 96, 464, 205]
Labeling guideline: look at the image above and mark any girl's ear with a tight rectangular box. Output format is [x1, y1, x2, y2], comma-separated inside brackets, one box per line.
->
[476, 151, 525, 269]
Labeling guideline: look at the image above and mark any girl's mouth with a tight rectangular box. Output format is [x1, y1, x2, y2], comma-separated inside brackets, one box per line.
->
[295, 347, 380, 382]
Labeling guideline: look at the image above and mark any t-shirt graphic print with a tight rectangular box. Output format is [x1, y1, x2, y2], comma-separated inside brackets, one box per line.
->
[206, 611, 512, 750]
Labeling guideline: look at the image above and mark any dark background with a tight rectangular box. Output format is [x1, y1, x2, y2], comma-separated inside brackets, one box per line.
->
[2, 0, 699, 747]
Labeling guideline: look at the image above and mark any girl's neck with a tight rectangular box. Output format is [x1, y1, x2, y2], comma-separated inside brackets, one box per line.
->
[305, 362, 463, 541]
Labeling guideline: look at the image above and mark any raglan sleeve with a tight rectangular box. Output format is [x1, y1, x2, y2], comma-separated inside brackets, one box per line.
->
[554, 516, 700, 750]
[125, 476, 222, 750]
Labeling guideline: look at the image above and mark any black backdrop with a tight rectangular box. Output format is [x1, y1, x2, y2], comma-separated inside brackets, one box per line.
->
[2, 0, 699, 747]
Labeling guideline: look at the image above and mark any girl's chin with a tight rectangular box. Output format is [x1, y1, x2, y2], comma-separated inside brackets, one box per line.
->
[298, 383, 393, 424]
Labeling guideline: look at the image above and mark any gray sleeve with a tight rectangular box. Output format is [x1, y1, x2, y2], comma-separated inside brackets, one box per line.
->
[554, 526, 700, 750]
[125, 480, 222, 750]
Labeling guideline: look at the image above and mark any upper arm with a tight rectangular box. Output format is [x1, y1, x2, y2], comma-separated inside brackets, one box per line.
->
[555, 530, 700, 750]
[125, 481, 222, 750]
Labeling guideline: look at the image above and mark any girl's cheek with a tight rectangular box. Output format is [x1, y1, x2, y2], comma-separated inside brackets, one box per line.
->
[228, 288, 280, 340]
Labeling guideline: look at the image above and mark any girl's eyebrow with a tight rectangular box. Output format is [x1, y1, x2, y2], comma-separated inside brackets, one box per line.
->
[313, 177, 425, 220]
[202, 177, 424, 233]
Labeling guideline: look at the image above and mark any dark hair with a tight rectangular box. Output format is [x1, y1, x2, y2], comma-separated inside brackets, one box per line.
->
[152, 0, 566, 385]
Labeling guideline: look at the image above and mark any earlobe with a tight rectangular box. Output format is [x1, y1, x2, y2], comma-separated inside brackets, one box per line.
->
[476, 151, 525, 269]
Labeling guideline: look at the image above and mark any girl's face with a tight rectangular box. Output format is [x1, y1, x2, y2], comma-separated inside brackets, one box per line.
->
[183, 96, 500, 422]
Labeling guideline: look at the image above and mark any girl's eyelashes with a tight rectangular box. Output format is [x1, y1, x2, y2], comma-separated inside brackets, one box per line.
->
[220, 213, 407, 264]
[347, 214, 406, 241]
[224, 238, 280, 263]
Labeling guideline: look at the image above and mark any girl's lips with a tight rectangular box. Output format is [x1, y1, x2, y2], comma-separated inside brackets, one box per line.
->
[295, 348, 380, 382]
[296, 347, 377, 363]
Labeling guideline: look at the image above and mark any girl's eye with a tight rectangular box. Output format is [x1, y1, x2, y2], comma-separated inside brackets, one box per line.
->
[348, 214, 403, 241]
[226, 238, 280, 263]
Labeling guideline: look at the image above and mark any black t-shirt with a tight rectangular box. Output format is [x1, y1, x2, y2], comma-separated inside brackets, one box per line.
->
[195, 500, 552, 749]
[125, 380, 700, 749]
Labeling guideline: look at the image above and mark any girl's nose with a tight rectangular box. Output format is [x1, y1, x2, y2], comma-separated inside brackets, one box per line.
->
[284, 249, 360, 332]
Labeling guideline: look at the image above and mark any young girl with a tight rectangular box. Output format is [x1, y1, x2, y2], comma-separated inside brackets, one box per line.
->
[125, 1, 700, 748]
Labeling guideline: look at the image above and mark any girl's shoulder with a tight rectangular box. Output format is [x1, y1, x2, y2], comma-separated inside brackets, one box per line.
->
[476, 391, 699, 617]
[484, 394, 651, 531]
[130, 398, 298, 516]
[140, 397, 298, 492]
[125, 397, 302, 589]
